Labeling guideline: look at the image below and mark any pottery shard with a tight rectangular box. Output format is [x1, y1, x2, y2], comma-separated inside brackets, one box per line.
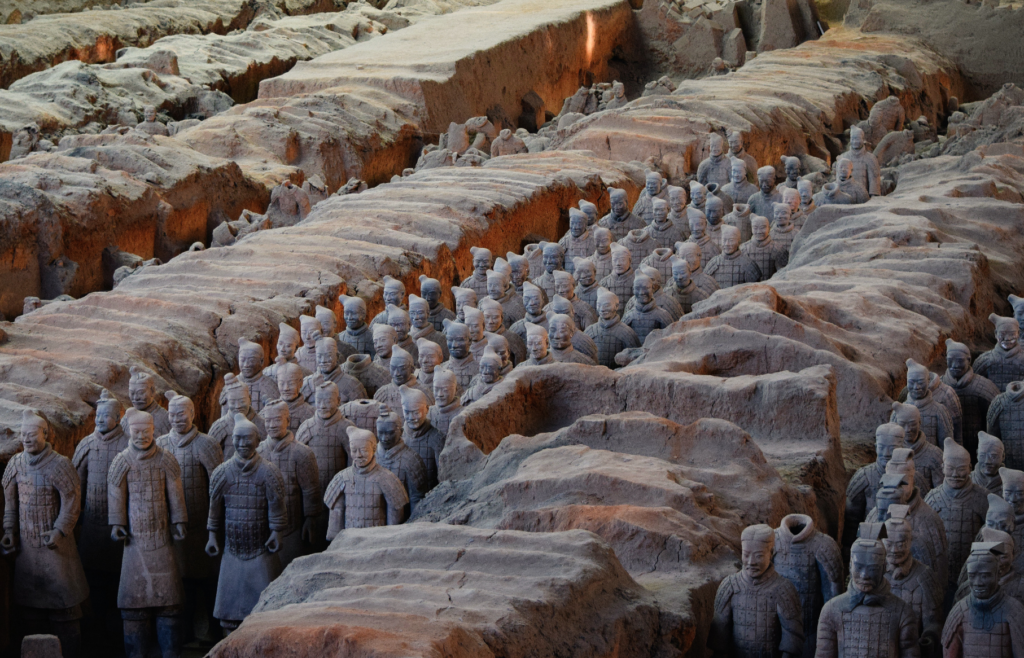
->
[210, 524, 661, 658]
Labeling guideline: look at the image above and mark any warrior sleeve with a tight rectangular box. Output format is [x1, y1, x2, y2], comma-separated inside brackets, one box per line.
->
[404, 454, 428, 512]
[263, 462, 289, 533]
[935, 407, 954, 447]
[896, 600, 921, 658]
[940, 602, 965, 658]
[813, 535, 845, 601]
[71, 438, 90, 514]
[867, 157, 881, 197]
[2, 457, 18, 533]
[845, 468, 870, 535]
[162, 451, 189, 526]
[987, 394, 1006, 438]
[814, 599, 840, 658]
[378, 469, 409, 526]
[207, 464, 228, 533]
[919, 573, 943, 645]
[324, 471, 346, 539]
[197, 438, 224, 477]
[776, 580, 806, 656]
[297, 447, 322, 519]
[107, 453, 131, 528]
[708, 576, 735, 657]
[704, 257, 720, 278]
[51, 456, 83, 537]
[1006, 597, 1024, 658]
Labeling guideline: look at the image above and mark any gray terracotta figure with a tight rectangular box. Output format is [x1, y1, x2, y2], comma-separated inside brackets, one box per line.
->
[409, 294, 451, 359]
[975, 314, 1024, 393]
[460, 246, 491, 300]
[296, 381, 354, 547]
[1002, 468, 1024, 572]
[797, 180, 816, 215]
[156, 393, 222, 640]
[705, 224, 762, 288]
[487, 264, 525, 328]
[387, 304, 418, 364]
[585, 287, 643, 368]
[479, 298, 526, 365]
[891, 401, 945, 495]
[836, 158, 870, 204]
[705, 193, 729, 242]
[439, 319, 479, 390]
[415, 339, 444, 388]
[256, 399, 321, 568]
[973, 433, 1006, 496]
[776, 156, 802, 192]
[205, 414, 287, 633]
[418, 275, 456, 331]
[988, 381, 1024, 470]
[3, 411, 89, 656]
[338, 295, 375, 356]
[589, 227, 615, 282]
[687, 181, 708, 222]
[549, 271, 598, 330]
[546, 295, 600, 361]
[274, 357, 314, 434]
[324, 427, 408, 538]
[725, 202, 754, 245]
[769, 203, 797, 266]
[373, 344, 433, 423]
[884, 505, 942, 652]
[295, 315, 322, 374]
[667, 185, 691, 238]
[109, 408, 188, 658]
[579, 199, 599, 227]
[342, 399, 382, 432]
[926, 439, 990, 610]
[547, 313, 597, 365]
[621, 273, 673, 344]
[506, 252, 532, 297]
[573, 257, 602, 314]
[342, 354, 389, 398]
[816, 526, 919, 658]
[463, 343, 505, 403]
[741, 214, 785, 280]
[508, 281, 549, 341]
[301, 336, 367, 405]
[841, 125, 882, 197]
[375, 407, 427, 518]
[452, 286, 479, 323]
[905, 358, 957, 447]
[620, 228, 657, 269]
[531, 242, 565, 301]
[486, 332, 515, 378]
[633, 171, 667, 224]
[728, 131, 759, 183]
[560, 209, 596, 277]
[520, 322, 555, 367]
[372, 323, 397, 372]
[136, 105, 169, 136]
[686, 208, 722, 273]
[773, 514, 844, 658]
[400, 385, 446, 492]
[429, 370, 463, 437]
[625, 265, 683, 321]
[900, 360, 965, 447]
[599, 244, 636, 315]
[748, 166, 783, 218]
[944, 340, 1000, 459]
[1011, 294, 1024, 337]
[813, 182, 854, 207]
[642, 247, 676, 287]
[490, 128, 527, 156]
[709, 524, 804, 658]
[464, 306, 489, 361]
[846, 423, 905, 546]
[119, 367, 170, 438]
[72, 388, 128, 621]
[262, 323, 309, 380]
[664, 256, 709, 315]
[644, 199, 686, 250]
[314, 304, 356, 362]
[723, 159, 759, 206]
[942, 542, 1024, 657]
[956, 521, 1020, 604]
[598, 187, 645, 241]
[233, 338, 281, 417]
[370, 276, 407, 327]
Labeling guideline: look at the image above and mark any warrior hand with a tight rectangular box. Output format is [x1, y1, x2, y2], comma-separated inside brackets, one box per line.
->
[41, 528, 64, 549]
[0, 531, 17, 554]
[205, 531, 220, 557]
[266, 530, 281, 553]
[921, 631, 937, 649]
[172, 523, 187, 541]
[111, 525, 129, 543]
[301, 517, 315, 543]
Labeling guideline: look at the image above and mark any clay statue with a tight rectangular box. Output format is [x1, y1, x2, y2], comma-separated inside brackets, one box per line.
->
[585, 287, 641, 368]
[620, 229, 656, 268]
[520, 322, 555, 367]
[429, 370, 463, 437]
[813, 182, 854, 207]
[479, 297, 527, 365]
[835, 158, 869, 204]
[667, 186, 690, 237]
[452, 286, 479, 322]
[604, 81, 627, 110]
[2, 411, 89, 656]
[324, 426, 408, 538]
[374, 406, 427, 518]
[274, 358, 314, 434]
[905, 358, 957, 447]
[120, 367, 170, 438]
[109, 408, 188, 658]
[797, 180, 816, 216]
[262, 323, 309, 380]
[901, 356, 965, 448]
[370, 276, 407, 327]
[550, 270, 598, 330]
[573, 257, 601, 314]
[841, 126, 882, 197]
[547, 313, 597, 365]
[815, 526, 919, 658]
[400, 385, 446, 492]
[314, 305, 356, 362]
[559, 209, 597, 275]
[342, 354, 389, 398]
[531, 242, 565, 301]
[772, 514, 844, 658]
[373, 344, 433, 423]
[728, 131, 759, 184]
[705, 192, 730, 238]
[987, 380, 1024, 469]
[632, 171, 667, 224]
[439, 319, 480, 390]
[462, 344, 506, 404]
[748, 166, 783, 218]
[509, 281, 549, 341]
[205, 414, 287, 633]
[687, 182, 708, 222]
[709, 524, 804, 658]
[156, 393, 222, 640]
[578, 199, 599, 227]
[408, 294, 449, 359]
[705, 224, 762, 288]
[941, 542, 1024, 657]
[783, 189, 805, 231]
[487, 265, 526, 327]
[625, 265, 683, 321]
[697, 134, 731, 189]
[256, 399, 321, 568]
[546, 295, 600, 361]
[490, 128, 527, 157]
[974, 433, 1006, 495]
[723, 159, 759, 206]
[485, 332, 514, 377]
[664, 257, 708, 315]
[372, 324, 397, 371]
[741, 214, 785, 280]
[846, 423, 905, 547]
[621, 273, 673, 343]
[642, 247, 676, 286]
[461, 246, 491, 299]
[777, 156, 802, 191]
[264, 181, 312, 228]
[235, 338, 279, 413]
[644, 199, 687, 250]
[675, 241, 720, 298]
[342, 399, 383, 432]
[927, 438, 990, 610]
[506, 252, 533, 297]
[387, 305, 418, 364]
[884, 505, 942, 652]
[769, 203, 797, 267]
[295, 316, 322, 374]
[418, 275, 456, 331]
[599, 244, 636, 316]
[890, 401, 945, 495]
[598, 188, 645, 241]
[1002, 468, 1024, 571]
[954, 510, 1021, 603]
[1011, 294, 1024, 337]
[136, 105, 168, 137]
[301, 336, 367, 405]
[295, 381, 354, 546]
[686, 209, 721, 271]
[416, 339, 444, 388]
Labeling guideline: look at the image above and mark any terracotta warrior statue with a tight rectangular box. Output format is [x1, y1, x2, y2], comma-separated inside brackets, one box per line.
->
[301, 336, 367, 404]
[723, 159, 759, 206]
[231, 338, 280, 417]
[724, 202, 754, 245]
[975, 314, 1024, 393]
[642, 247, 676, 288]
[599, 244, 636, 315]
[815, 525, 919, 657]
[987, 379, 1024, 470]
[509, 281, 549, 341]
[274, 357, 314, 434]
[137, 105, 169, 136]
[262, 323, 309, 380]
[704, 194, 727, 242]
[439, 319, 479, 390]
[374, 407, 427, 518]
[109, 408, 188, 658]
[206, 414, 287, 634]
[582, 286, 639, 369]
[547, 312, 597, 365]
[400, 385, 446, 492]
[314, 304, 356, 362]
[418, 275, 455, 331]
[620, 228, 656, 269]
[295, 315, 322, 374]
[705, 224, 762, 288]
[698, 135, 732, 189]
[519, 322, 555, 367]
[589, 227, 615, 282]
[846, 423, 905, 548]
[374, 344, 433, 423]
[505, 252, 532, 298]
[370, 276, 407, 327]
[624, 265, 683, 321]
[429, 370, 463, 437]
[644, 199, 686, 251]
[1010, 294, 1024, 337]
[1002, 468, 1024, 572]
[813, 181, 855, 207]
[460, 246, 492, 300]
[797, 180, 815, 216]
[709, 524, 804, 658]
[621, 273, 673, 344]
[409, 293, 450, 359]
[324, 427, 408, 538]
[487, 266, 525, 328]
[905, 358, 957, 447]
[452, 286, 478, 324]
[944, 339, 1000, 460]
[783, 189, 806, 231]
[530, 242, 565, 302]
[741, 214, 785, 281]
[573, 257, 601, 314]
[256, 399, 321, 568]
[598, 187, 645, 241]
[748, 166, 783, 218]
[772, 514, 844, 658]
[3, 411, 89, 656]
[769, 203, 797, 267]
[578, 199, 599, 227]
[728, 131, 759, 183]
[486, 332, 515, 377]
[479, 298, 526, 364]
[942, 542, 1024, 657]
[884, 505, 942, 653]
[776, 156, 802, 191]
[890, 401, 944, 495]
[296, 381, 354, 547]
[121, 367, 170, 438]
[338, 294, 374, 356]
[633, 171, 667, 224]
[686, 210, 721, 272]
[413, 339, 444, 389]
[560, 209, 596, 277]
[688, 181, 708, 221]
[546, 295, 600, 361]
[836, 158, 869, 204]
[386, 304, 418, 364]
[342, 354, 389, 398]
[841, 125, 882, 197]
[662, 257, 704, 315]
[372, 323, 397, 372]
[973, 432, 1006, 495]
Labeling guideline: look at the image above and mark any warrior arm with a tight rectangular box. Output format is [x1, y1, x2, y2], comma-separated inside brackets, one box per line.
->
[377, 470, 409, 526]
[940, 604, 965, 658]
[107, 454, 130, 527]
[867, 157, 881, 197]
[814, 535, 845, 601]
[897, 602, 921, 658]
[162, 452, 189, 526]
[986, 394, 1006, 437]
[2, 459, 18, 533]
[206, 464, 228, 533]
[51, 458, 83, 537]
[776, 581, 805, 656]
[708, 578, 735, 657]
[297, 449, 322, 520]
[814, 600, 840, 658]
[264, 464, 289, 533]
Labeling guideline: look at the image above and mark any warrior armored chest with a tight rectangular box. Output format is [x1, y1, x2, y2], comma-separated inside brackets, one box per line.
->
[914, 400, 945, 445]
[223, 472, 271, 560]
[83, 434, 127, 525]
[962, 621, 1012, 658]
[261, 444, 304, 533]
[126, 458, 170, 551]
[773, 542, 821, 618]
[166, 443, 210, 530]
[996, 398, 1024, 468]
[304, 420, 348, 492]
[743, 243, 777, 280]
[626, 308, 666, 343]
[837, 606, 897, 658]
[588, 323, 633, 367]
[730, 582, 785, 657]
[15, 462, 60, 548]
[345, 473, 388, 529]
